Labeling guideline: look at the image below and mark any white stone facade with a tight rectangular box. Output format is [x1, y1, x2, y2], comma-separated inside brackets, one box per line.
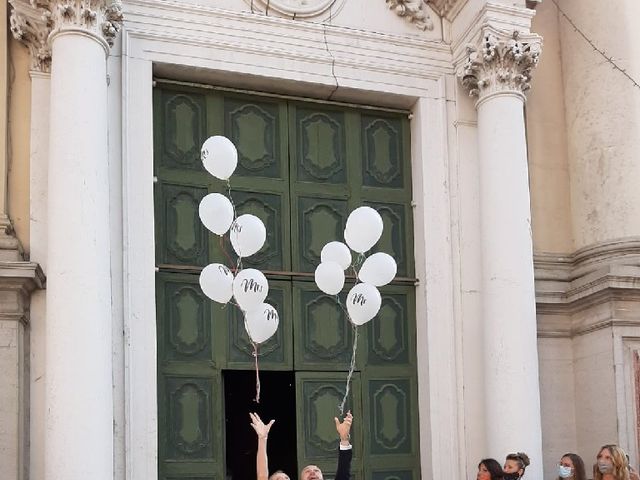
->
[2, 0, 640, 479]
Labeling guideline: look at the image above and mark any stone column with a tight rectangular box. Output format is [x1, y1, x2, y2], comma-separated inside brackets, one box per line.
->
[459, 29, 544, 478]
[46, 2, 121, 480]
[9, 1, 122, 479]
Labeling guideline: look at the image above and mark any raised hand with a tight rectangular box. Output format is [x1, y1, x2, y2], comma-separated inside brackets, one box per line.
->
[250, 412, 275, 440]
[334, 410, 353, 442]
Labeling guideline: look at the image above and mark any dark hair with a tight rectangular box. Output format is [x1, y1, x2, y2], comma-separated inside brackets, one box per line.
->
[479, 458, 505, 479]
[559, 453, 587, 480]
[506, 452, 531, 473]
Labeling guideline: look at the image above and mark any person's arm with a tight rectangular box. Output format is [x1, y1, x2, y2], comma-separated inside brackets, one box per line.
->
[250, 412, 275, 480]
[334, 411, 353, 480]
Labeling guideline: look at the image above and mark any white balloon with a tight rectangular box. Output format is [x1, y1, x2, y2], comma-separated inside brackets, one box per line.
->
[314, 262, 345, 295]
[233, 268, 268, 311]
[244, 303, 279, 344]
[201, 135, 238, 180]
[199, 263, 234, 304]
[358, 252, 397, 287]
[344, 206, 384, 253]
[229, 214, 267, 258]
[346, 283, 382, 326]
[199, 193, 234, 235]
[320, 241, 352, 270]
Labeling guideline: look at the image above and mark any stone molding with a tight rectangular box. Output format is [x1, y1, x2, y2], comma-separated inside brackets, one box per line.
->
[9, 0, 123, 72]
[0, 261, 45, 324]
[243, 0, 347, 19]
[458, 27, 542, 101]
[535, 238, 640, 337]
[386, 0, 435, 31]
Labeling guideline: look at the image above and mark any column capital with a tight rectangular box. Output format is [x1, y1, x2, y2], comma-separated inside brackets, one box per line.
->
[458, 28, 542, 103]
[9, 0, 123, 72]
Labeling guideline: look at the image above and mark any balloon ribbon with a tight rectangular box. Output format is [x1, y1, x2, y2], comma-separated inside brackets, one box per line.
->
[252, 342, 261, 403]
[339, 322, 358, 415]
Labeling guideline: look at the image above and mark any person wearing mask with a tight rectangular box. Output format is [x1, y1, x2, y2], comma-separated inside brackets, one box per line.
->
[477, 458, 504, 480]
[557, 453, 587, 480]
[503, 452, 530, 480]
[593, 444, 632, 480]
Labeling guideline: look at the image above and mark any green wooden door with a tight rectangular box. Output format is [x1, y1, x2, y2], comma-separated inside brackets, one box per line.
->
[154, 82, 418, 480]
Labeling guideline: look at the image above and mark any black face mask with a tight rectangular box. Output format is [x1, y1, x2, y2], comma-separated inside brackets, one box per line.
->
[503, 473, 521, 480]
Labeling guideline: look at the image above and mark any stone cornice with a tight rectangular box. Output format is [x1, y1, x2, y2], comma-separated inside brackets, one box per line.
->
[535, 238, 640, 337]
[0, 261, 46, 290]
[0, 261, 46, 325]
[9, 0, 123, 72]
[457, 27, 542, 100]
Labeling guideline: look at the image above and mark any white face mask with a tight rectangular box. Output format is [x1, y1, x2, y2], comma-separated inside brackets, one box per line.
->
[598, 462, 613, 474]
[558, 465, 573, 478]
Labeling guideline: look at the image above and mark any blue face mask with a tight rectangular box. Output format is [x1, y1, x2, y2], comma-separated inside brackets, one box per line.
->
[558, 465, 573, 478]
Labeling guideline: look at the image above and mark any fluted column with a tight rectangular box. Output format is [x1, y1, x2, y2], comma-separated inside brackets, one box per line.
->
[459, 29, 544, 478]
[10, 1, 122, 479]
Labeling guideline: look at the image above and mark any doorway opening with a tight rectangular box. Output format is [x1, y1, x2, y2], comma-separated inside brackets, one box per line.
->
[224, 370, 298, 480]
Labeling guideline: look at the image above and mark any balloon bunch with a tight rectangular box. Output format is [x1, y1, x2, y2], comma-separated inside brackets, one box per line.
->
[197, 135, 279, 401]
[314, 206, 398, 413]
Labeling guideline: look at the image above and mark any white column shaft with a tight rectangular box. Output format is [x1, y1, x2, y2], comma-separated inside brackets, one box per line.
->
[45, 33, 113, 480]
[477, 93, 543, 478]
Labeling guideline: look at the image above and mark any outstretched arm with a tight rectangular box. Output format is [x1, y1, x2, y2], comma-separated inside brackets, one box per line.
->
[250, 412, 275, 480]
[334, 411, 353, 480]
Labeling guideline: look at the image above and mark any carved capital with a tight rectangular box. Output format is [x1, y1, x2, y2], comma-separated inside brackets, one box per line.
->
[9, 0, 52, 72]
[386, 0, 434, 32]
[458, 29, 542, 101]
[9, 0, 123, 72]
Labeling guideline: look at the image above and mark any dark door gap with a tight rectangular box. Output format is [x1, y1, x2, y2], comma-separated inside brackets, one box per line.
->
[224, 370, 298, 480]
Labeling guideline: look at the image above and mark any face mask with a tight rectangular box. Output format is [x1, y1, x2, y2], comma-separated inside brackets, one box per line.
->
[558, 465, 573, 478]
[503, 474, 521, 480]
[598, 462, 613, 474]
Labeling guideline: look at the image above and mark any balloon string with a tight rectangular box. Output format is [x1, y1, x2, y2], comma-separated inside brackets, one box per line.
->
[339, 323, 358, 415]
[252, 342, 261, 403]
[226, 179, 237, 220]
[350, 253, 367, 281]
[219, 235, 237, 273]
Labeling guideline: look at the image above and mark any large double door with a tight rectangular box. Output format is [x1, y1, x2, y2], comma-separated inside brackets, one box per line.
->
[154, 82, 419, 480]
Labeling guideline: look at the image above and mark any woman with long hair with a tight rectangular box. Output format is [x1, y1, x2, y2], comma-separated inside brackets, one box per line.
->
[593, 445, 630, 480]
[477, 458, 504, 480]
[503, 452, 530, 479]
[557, 453, 587, 480]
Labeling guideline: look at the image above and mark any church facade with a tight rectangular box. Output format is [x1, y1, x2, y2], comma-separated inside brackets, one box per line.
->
[2, 0, 640, 479]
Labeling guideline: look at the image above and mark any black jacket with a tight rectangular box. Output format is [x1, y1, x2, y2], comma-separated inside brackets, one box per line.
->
[335, 448, 352, 480]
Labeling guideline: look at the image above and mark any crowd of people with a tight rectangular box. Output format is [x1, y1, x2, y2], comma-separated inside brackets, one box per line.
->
[248, 413, 639, 480]
[477, 445, 640, 480]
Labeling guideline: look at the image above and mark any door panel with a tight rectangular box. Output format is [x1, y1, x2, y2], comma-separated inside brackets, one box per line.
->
[295, 372, 362, 478]
[293, 281, 360, 370]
